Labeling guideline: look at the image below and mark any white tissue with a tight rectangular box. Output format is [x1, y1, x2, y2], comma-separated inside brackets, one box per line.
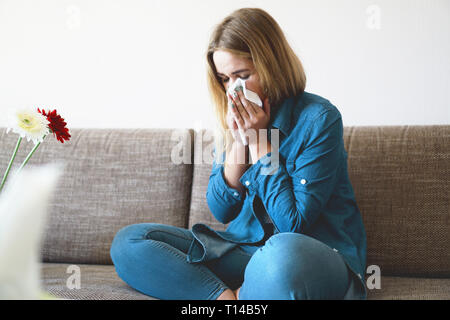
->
[227, 78, 263, 145]
[227, 78, 263, 107]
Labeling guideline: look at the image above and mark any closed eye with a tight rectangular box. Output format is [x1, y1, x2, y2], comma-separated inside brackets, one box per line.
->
[220, 74, 250, 83]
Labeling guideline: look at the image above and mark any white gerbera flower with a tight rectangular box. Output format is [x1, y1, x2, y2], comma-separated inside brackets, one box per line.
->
[6, 108, 50, 145]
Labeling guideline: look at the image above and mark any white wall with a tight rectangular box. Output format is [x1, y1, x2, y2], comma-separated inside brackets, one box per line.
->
[0, 0, 449, 130]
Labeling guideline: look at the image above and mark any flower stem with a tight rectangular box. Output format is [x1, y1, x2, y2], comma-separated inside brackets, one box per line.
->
[0, 136, 22, 193]
[18, 135, 47, 172]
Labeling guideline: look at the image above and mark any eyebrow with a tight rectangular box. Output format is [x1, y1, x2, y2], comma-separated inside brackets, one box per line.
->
[216, 69, 250, 77]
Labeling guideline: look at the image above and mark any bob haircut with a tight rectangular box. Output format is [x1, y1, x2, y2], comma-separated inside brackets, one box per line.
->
[206, 8, 307, 157]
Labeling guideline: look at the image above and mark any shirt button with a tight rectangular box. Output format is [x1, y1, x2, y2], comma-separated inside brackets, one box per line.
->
[233, 192, 239, 197]
[245, 181, 250, 186]
[357, 273, 362, 279]
[300, 179, 307, 185]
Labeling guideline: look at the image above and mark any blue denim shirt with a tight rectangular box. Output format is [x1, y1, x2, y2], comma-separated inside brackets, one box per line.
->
[188, 91, 367, 297]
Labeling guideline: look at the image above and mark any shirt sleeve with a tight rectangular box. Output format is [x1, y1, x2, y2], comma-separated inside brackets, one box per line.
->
[239, 109, 344, 233]
[206, 152, 245, 225]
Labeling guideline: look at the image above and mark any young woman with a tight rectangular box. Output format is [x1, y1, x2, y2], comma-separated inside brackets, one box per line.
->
[110, 8, 367, 300]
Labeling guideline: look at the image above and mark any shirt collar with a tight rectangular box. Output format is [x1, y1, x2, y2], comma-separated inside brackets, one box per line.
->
[270, 91, 303, 137]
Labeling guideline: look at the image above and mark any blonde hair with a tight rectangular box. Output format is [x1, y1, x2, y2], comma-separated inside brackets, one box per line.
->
[206, 8, 307, 157]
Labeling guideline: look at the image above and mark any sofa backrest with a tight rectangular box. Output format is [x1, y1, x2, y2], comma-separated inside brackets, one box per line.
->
[189, 126, 450, 277]
[0, 128, 194, 265]
[1, 126, 449, 276]
[344, 125, 449, 277]
[188, 130, 228, 232]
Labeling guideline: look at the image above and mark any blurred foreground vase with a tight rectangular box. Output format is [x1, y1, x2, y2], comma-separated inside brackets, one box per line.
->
[0, 163, 63, 299]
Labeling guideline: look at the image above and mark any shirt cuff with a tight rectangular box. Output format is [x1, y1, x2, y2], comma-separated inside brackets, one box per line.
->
[216, 165, 243, 201]
[239, 152, 278, 194]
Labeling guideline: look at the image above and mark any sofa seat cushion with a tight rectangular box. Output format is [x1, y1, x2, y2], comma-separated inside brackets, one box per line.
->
[41, 263, 450, 300]
[367, 276, 450, 300]
[41, 263, 155, 300]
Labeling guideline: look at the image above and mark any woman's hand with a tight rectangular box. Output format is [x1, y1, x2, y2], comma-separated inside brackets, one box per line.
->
[226, 100, 243, 145]
[228, 89, 271, 136]
[223, 98, 249, 194]
[228, 89, 272, 161]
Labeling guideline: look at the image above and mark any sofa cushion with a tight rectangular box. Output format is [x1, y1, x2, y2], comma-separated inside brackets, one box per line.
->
[40, 263, 450, 300]
[366, 276, 450, 300]
[189, 126, 450, 277]
[0, 128, 194, 265]
[41, 263, 155, 300]
[188, 130, 228, 232]
[344, 126, 449, 277]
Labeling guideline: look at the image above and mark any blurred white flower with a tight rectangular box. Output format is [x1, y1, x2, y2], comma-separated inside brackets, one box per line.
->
[6, 108, 50, 145]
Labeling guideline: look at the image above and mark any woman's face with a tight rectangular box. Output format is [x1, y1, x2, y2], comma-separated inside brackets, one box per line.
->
[213, 50, 265, 101]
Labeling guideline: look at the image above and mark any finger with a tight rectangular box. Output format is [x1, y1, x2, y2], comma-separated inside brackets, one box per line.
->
[227, 95, 237, 115]
[237, 90, 258, 118]
[228, 99, 247, 145]
[230, 115, 238, 130]
[226, 114, 238, 141]
[226, 112, 238, 131]
[234, 115, 244, 131]
[229, 124, 237, 140]
[230, 92, 250, 122]
[225, 111, 238, 137]
[232, 112, 245, 142]
[229, 95, 245, 129]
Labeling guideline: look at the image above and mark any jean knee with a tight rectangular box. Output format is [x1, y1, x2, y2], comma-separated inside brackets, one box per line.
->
[242, 233, 348, 299]
[259, 233, 323, 265]
[110, 223, 154, 266]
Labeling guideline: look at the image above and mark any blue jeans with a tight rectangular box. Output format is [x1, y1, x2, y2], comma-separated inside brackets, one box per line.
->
[110, 223, 352, 300]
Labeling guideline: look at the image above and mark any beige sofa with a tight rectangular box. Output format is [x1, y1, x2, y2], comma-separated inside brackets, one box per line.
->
[1, 125, 449, 300]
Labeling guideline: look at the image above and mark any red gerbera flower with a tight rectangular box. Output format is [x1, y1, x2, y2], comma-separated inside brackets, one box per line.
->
[37, 108, 71, 143]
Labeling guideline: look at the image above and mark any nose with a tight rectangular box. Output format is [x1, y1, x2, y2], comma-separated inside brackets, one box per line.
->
[226, 77, 241, 92]
[225, 79, 235, 92]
